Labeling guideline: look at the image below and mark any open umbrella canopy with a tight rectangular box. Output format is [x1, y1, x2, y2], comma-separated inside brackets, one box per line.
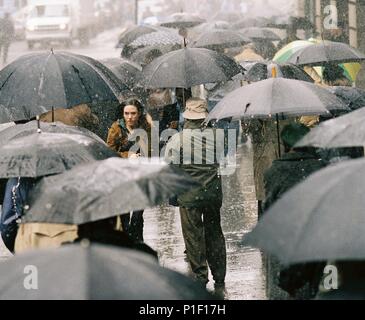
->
[266, 16, 314, 30]
[160, 13, 206, 29]
[242, 158, 365, 265]
[189, 21, 230, 39]
[129, 30, 183, 48]
[129, 44, 180, 66]
[0, 52, 126, 123]
[327, 86, 365, 111]
[239, 27, 281, 41]
[101, 58, 142, 89]
[274, 39, 362, 82]
[296, 107, 365, 149]
[205, 78, 349, 122]
[232, 17, 271, 29]
[0, 120, 105, 146]
[0, 243, 214, 300]
[138, 47, 244, 89]
[24, 158, 199, 225]
[0, 132, 117, 178]
[190, 30, 250, 50]
[116, 25, 161, 48]
[241, 61, 314, 83]
[285, 41, 365, 66]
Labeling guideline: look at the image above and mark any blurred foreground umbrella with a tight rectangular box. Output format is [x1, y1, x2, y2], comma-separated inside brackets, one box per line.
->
[190, 30, 250, 50]
[101, 58, 142, 89]
[0, 52, 126, 123]
[139, 48, 244, 89]
[296, 107, 365, 149]
[286, 41, 365, 66]
[24, 158, 198, 224]
[0, 244, 214, 300]
[129, 31, 183, 48]
[160, 13, 205, 29]
[206, 78, 349, 122]
[243, 158, 365, 265]
[0, 132, 117, 178]
[0, 120, 105, 146]
[242, 61, 314, 83]
[239, 27, 281, 41]
[327, 86, 365, 111]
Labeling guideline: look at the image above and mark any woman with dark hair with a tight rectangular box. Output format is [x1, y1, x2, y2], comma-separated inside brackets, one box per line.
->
[107, 98, 151, 159]
[107, 98, 152, 243]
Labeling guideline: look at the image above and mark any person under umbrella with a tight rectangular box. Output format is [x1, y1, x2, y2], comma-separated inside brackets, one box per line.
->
[0, 128, 118, 254]
[0, 51, 128, 125]
[165, 98, 227, 298]
[322, 63, 352, 87]
[107, 98, 152, 243]
[263, 123, 328, 299]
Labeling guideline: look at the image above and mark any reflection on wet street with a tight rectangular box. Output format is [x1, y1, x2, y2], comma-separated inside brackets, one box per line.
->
[144, 141, 266, 300]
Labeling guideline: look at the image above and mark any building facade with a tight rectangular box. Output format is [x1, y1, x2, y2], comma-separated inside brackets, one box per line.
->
[300, 0, 365, 50]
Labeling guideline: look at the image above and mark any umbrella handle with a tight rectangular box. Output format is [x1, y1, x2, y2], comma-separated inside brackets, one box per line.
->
[52, 107, 55, 123]
[36, 115, 42, 134]
[276, 114, 281, 158]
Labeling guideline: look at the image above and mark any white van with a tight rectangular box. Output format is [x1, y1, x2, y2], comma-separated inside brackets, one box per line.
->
[25, 0, 96, 49]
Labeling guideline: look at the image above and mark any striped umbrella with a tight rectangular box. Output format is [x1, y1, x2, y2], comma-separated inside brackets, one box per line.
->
[273, 39, 361, 82]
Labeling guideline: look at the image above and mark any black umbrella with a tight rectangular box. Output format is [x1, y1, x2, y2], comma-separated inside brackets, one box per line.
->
[24, 158, 199, 225]
[239, 27, 281, 41]
[0, 132, 117, 178]
[190, 30, 250, 50]
[116, 25, 161, 48]
[101, 58, 142, 89]
[327, 86, 365, 111]
[160, 13, 206, 29]
[206, 78, 349, 122]
[241, 61, 314, 83]
[129, 31, 183, 48]
[0, 120, 105, 146]
[296, 107, 365, 149]
[129, 44, 180, 66]
[0, 52, 127, 123]
[0, 243, 214, 300]
[286, 41, 365, 66]
[242, 158, 365, 265]
[138, 47, 244, 89]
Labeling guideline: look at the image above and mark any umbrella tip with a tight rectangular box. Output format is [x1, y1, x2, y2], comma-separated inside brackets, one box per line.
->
[80, 239, 91, 248]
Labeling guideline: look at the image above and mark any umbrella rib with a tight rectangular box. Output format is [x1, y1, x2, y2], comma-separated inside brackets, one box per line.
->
[68, 54, 120, 99]
[0, 69, 15, 92]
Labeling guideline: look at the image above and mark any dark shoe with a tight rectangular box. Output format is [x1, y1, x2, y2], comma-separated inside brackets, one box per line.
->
[214, 282, 227, 300]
